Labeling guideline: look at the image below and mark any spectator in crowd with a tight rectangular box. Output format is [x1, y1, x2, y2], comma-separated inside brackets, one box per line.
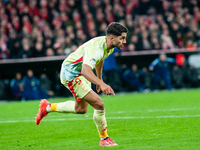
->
[22, 69, 48, 100]
[149, 53, 176, 90]
[103, 48, 123, 92]
[180, 63, 200, 88]
[7, 31, 18, 58]
[171, 65, 184, 88]
[44, 38, 53, 50]
[46, 48, 54, 56]
[116, 63, 129, 90]
[55, 47, 65, 56]
[181, 64, 192, 87]
[141, 31, 152, 50]
[142, 67, 152, 90]
[17, 43, 33, 58]
[39, 73, 54, 97]
[129, 35, 142, 51]
[64, 37, 75, 55]
[122, 64, 146, 92]
[187, 65, 199, 87]
[10, 72, 25, 100]
[151, 36, 161, 50]
[54, 72, 71, 97]
[33, 42, 45, 57]
[0, 37, 9, 59]
[0, 74, 7, 99]
[175, 32, 184, 48]
[186, 39, 196, 51]
[127, 43, 135, 52]
[10, 40, 21, 59]
[160, 29, 174, 50]
[1, 0, 200, 60]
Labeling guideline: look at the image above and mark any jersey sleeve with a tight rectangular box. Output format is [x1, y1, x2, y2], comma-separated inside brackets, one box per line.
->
[149, 58, 159, 68]
[166, 57, 176, 63]
[83, 48, 103, 69]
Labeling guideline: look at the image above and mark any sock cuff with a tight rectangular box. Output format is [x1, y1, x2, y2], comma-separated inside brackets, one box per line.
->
[94, 109, 105, 116]
[98, 130, 108, 138]
[50, 103, 58, 112]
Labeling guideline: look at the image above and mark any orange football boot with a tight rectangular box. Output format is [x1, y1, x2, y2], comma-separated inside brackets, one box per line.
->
[36, 99, 50, 125]
[99, 138, 118, 147]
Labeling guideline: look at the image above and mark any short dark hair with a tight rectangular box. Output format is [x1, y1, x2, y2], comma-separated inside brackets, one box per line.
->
[106, 22, 128, 36]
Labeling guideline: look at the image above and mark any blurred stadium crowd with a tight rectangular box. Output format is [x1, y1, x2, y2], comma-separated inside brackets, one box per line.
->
[3, 56, 199, 100]
[1, 0, 200, 100]
[1, 0, 200, 59]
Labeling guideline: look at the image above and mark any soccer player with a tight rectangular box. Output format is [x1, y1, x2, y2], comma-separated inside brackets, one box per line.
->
[149, 53, 176, 90]
[36, 22, 128, 147]
[10, 72, 24, 100]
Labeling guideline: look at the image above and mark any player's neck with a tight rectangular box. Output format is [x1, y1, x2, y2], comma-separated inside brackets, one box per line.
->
[106, 37, 114, 52]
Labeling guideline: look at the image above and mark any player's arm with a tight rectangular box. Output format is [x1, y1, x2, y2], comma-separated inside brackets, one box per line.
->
[149, 58, 159, 71]
[95, 60, 104, 93]
[81, 64, 115, 95]
[166, 57, 176, 63]
[95, 60, 104, 80]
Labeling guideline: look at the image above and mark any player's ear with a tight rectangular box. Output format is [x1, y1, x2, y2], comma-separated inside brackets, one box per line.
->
[109, 35, 115, 42]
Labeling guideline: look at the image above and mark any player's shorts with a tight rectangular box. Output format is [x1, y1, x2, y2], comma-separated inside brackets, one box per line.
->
[60, 75, 92, 101]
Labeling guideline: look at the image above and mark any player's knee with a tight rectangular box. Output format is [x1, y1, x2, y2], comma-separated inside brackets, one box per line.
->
[76, 108, 87, 114]
[95, 101, 104, 110]
[98, 103, 104, 110]
[85, 95, 105, 110]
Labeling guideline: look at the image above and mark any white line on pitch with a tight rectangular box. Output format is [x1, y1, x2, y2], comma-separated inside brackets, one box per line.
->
[1, 107, 200, 121]
[114, 107, 200, 113]
[0, 114, 200, 123]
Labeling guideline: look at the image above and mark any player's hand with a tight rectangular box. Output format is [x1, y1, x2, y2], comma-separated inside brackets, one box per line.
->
[99, 83, 115, 96]
[149, 66, 154, 71]
[96, 85, 101, 93]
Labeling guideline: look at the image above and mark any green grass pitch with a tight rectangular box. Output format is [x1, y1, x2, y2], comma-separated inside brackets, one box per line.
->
[0, 89, 200, 150]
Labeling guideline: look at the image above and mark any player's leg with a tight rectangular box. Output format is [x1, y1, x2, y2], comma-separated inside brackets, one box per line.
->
[74, 96, 88, 114]
[48, 95, 89, 114]
[163, 72, 172, 90]
[82, 90, 118, 147]
[46, 99, 76, 113]
[35, 76, 85, 125]
[152, 74, 161, 90]
[35, 96, 88, 125]
[49, 89, 118, 147]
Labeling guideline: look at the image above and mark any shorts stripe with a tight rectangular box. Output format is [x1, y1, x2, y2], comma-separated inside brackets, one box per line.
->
[67, 80, 82, 101]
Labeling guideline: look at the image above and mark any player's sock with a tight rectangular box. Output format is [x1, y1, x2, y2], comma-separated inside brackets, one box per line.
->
[99, 130, 109, 141]
[93, 109, 109, 140]
[46, 101, 76, 113]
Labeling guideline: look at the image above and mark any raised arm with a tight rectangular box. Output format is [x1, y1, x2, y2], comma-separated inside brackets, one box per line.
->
[166, 57, 176, 63]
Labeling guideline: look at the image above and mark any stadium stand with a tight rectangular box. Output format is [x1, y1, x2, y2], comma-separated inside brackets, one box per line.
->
[1, 0, 200, 59]
[0, 0, 200, 100]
